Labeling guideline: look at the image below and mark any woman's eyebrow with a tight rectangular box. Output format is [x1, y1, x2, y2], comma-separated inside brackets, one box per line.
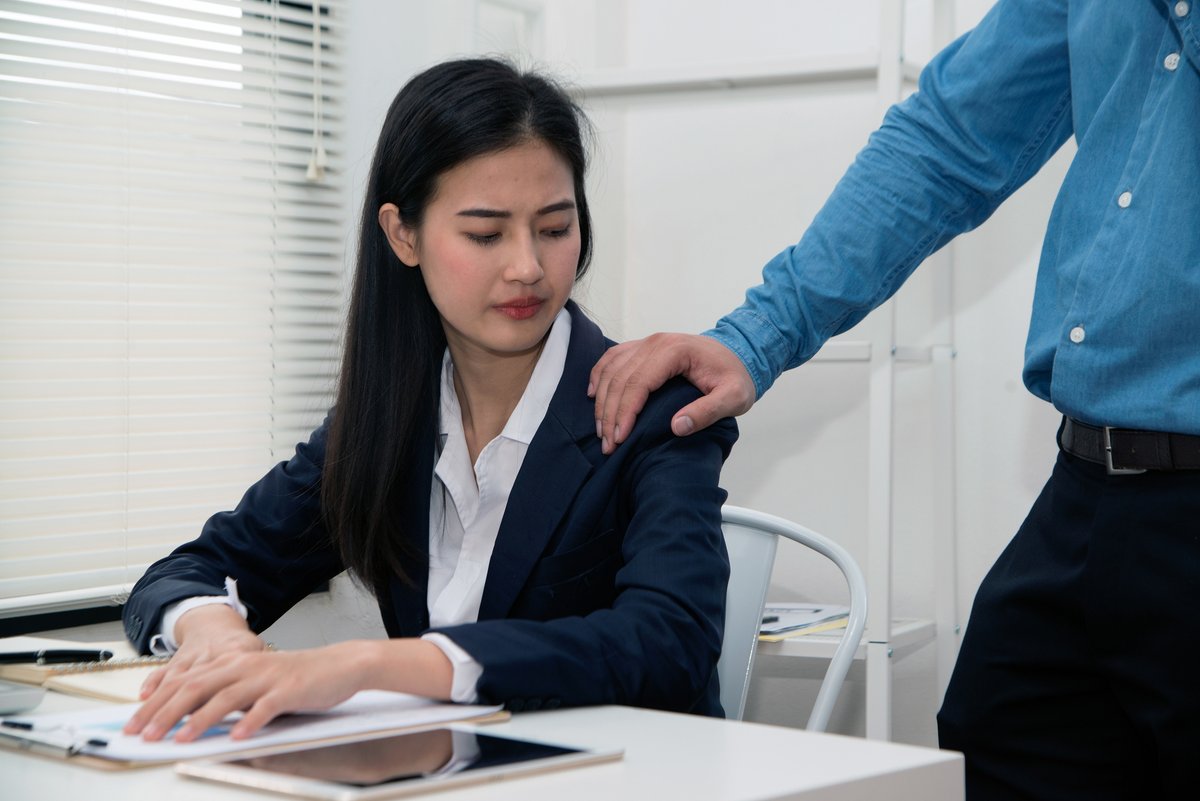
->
[536, 200, 576, 215]
[456, 200, 576, 219]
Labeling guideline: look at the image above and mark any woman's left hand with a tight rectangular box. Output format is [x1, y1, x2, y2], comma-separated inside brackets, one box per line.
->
[123, 637, 454, 743]
[123, 642, 370, 742]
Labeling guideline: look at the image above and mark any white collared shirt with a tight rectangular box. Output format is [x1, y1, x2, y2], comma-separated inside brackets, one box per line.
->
[426, 308, 571, 628]
[421, 309, 570, 702]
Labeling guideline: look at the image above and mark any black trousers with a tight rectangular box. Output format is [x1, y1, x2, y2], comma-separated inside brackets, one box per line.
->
[938, 449, 1200, 800]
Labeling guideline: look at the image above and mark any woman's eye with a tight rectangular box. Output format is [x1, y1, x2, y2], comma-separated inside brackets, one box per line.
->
[543, 226, 571, 239]
[466, 232, 500, 245]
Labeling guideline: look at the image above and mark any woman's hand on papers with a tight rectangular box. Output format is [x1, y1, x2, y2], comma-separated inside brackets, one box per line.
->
[123, 638, 454, 742]
[125, 644, 364, 743]
[137, 603, 265, 701]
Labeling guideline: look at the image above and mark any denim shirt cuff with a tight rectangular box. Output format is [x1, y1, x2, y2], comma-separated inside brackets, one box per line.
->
[703, 309, 794, 399]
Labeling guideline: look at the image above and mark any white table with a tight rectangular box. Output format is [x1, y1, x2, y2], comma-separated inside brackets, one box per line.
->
[2, 693, 962, 800]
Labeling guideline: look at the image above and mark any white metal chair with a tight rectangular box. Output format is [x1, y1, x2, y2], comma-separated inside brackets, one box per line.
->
[717, 505, 868, 732]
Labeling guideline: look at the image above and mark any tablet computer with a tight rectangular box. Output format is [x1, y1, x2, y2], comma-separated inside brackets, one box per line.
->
[177, 725, 622, 800]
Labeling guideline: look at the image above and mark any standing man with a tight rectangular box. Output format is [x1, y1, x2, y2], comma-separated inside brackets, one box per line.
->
[589, 2, 1199, 799]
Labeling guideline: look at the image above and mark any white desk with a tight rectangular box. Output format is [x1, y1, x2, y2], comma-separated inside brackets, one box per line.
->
[2, 693, 962, 800]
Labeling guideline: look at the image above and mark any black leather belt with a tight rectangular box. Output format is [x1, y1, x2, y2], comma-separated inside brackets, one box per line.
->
[1058, 416, 1200, 474]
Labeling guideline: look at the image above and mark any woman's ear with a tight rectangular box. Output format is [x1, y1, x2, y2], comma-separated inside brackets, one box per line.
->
[378, 203, 419, 267]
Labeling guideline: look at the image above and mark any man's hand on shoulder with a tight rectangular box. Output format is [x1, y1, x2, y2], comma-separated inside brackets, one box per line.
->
[588, 332, 755, 454]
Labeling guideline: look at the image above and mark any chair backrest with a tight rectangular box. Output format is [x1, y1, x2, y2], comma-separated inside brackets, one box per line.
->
[717, 505, 868, 732]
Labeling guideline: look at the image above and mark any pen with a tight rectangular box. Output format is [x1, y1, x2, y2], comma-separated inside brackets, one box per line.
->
[0, 719, 93, 759]
[0, 649, 114, 665]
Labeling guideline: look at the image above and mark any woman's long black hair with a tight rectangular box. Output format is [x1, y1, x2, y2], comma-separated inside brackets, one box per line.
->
[322, 58, 594, 597]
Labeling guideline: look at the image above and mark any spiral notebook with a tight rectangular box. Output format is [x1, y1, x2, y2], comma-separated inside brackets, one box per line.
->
[0, 636, 166, 703]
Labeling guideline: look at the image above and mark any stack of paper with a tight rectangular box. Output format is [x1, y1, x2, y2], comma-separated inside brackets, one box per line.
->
[758, 602, 850, 642]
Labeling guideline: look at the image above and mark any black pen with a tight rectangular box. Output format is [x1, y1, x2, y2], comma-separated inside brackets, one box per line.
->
[0, 649, 114, 665]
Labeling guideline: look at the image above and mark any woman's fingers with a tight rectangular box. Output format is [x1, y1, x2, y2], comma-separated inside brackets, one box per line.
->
[228, 691, 288, 740]
[126, 651, 320, 742]
[173, 680, 268, 742]
[126, 652, 251, 739]
[138, 663, 170, 700]
[127, 644, 369, 744]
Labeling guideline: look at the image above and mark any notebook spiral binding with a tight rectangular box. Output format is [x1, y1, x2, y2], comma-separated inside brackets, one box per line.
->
[45, 655, 169, 676]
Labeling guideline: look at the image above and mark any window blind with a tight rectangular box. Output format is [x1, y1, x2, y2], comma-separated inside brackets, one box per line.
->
[0, 0, 346, 617]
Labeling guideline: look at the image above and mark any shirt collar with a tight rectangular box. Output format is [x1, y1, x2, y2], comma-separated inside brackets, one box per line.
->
[438, 307, 572, 445]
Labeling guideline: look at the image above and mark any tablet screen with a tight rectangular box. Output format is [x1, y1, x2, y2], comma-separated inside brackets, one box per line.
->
[225, 727, 582, 788]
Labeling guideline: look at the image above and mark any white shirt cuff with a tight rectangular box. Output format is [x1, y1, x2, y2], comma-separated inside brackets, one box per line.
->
[421, 633, 482, 704]
[149, 577, 249, 656]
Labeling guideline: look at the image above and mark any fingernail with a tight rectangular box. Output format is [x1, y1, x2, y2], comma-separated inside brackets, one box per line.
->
[596, 420, 602, 439]
[143, 724, 162, 740]
[176, 725, 193, 740]
[673, 415, 695, 435]
[602, 437, 610, 454]
[587, 381, 594, 397]
[613, 425, 621, 442]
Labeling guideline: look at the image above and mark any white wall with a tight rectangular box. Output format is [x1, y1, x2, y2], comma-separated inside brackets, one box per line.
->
[292, 0, 1072, 747]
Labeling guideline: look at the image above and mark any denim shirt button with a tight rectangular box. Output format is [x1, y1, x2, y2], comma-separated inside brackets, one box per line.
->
[1117, 191, 1133, 208]
[1069, 326, 1086, 344]
[1164, 52, 1181, 71]
[1175, 2, 1189, 18]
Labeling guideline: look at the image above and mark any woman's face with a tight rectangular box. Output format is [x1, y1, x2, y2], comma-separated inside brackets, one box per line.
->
[380, 138, 581, 366]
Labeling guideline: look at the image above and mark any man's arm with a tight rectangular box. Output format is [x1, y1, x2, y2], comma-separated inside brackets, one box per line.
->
[591, 0, 1073, 451]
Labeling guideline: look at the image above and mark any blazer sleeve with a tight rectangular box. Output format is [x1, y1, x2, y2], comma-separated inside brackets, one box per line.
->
[434, 389, 737, 714]
[122, 419, 344, 652]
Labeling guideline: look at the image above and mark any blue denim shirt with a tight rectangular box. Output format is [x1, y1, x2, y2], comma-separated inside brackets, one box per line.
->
[707, 0, 1200, 435]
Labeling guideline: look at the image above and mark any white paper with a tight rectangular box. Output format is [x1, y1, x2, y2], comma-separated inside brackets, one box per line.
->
[759, 602, 850, 635]
[1, 690, 501, 763]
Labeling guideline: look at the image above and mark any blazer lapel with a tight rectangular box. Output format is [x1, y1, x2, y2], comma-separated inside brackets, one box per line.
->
[476, 302, 607, 620]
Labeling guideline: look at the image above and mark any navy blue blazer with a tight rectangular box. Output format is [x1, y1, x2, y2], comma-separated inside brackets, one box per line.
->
[123, 301, 737, 716]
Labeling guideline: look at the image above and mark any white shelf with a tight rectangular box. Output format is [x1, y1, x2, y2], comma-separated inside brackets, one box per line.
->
[572, 56, 927, 101]
[756, 617, 935, 663]
[573, 53, 879, 98]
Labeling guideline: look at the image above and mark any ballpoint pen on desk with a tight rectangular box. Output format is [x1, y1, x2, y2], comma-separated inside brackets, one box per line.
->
[0, 717, 106, 757]
[0, 649, 114, 666]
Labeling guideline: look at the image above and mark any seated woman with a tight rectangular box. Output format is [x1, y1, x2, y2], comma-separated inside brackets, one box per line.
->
[122, 57, 737, 744]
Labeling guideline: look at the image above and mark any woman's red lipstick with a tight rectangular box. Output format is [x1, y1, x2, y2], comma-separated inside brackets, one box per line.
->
[495, 297, 543, 320]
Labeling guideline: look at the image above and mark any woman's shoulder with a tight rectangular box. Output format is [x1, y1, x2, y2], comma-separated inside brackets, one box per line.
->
[631, 375, 739, 448]
[567, 305, 737, 447]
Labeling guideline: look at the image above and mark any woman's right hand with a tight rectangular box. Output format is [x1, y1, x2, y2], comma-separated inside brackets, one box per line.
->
[138, 603, 265, 700]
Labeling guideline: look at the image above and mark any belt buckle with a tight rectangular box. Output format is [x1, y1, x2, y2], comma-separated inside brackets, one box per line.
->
[1104, 427, 1147, 475]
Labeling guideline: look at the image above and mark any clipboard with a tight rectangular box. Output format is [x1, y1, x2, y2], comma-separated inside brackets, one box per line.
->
[0, 690, 508, 771]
